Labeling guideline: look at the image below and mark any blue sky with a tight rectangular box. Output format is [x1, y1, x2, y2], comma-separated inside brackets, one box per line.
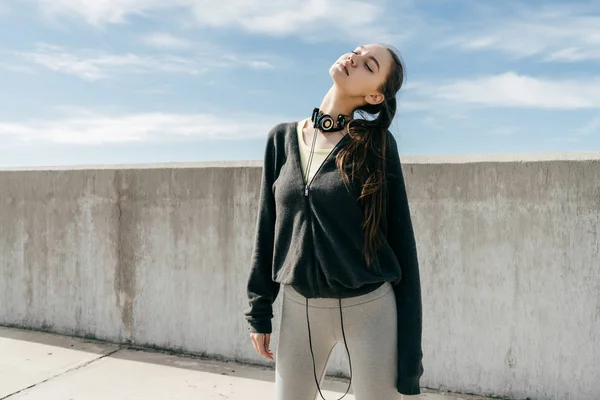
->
[0, 0, 599, 167]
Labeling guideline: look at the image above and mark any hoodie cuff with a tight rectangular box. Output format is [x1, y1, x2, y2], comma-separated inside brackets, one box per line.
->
[247, 319, 272, 334]
[396, 375, 421, 395]
[397, 360, 424, 395]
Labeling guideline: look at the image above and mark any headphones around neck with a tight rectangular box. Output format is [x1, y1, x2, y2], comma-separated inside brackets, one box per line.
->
[311, 108, 350, 133]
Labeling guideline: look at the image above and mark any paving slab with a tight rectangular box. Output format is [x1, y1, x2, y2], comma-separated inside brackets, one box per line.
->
[0, 326, 500, 400]
[0, 326, 119, 398]
[5, 348, 353, 400]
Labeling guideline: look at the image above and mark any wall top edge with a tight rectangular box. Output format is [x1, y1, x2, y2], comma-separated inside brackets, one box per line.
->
[0, 152, 599, 171]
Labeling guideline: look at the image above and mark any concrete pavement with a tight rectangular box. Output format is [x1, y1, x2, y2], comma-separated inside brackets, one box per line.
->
[0, 326, 501, 400]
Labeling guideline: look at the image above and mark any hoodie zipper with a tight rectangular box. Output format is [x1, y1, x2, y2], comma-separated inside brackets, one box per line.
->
[302, 128, 348, 297]
[304, 133, 347, 197]
[302, 129, 329, 297]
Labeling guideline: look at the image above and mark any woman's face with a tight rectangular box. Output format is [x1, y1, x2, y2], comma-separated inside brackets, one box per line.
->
[329, 43, 394, 106]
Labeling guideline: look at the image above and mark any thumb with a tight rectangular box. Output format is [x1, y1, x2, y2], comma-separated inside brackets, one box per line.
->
[264, 334, 271, 350]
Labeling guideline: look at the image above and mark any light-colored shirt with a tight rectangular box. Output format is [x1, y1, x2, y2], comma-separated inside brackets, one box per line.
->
[297, 118, 334, 184]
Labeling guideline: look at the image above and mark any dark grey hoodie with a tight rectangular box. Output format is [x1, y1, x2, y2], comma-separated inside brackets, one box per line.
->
[243, 121, 424, 395]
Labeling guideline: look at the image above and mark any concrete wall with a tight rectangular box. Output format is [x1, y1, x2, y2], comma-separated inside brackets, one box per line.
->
[1, 154, 599, 400]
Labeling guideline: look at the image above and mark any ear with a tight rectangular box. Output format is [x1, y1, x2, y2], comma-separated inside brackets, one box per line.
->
[364, 92, 384, 106]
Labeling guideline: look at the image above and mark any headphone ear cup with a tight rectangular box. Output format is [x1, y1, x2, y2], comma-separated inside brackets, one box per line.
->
[321, 115, 334, 131]
[311, 109, 348, 132]
[311, 108, 319, 125]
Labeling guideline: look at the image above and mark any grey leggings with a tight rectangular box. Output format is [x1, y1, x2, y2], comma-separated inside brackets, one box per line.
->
[275, 281, 403, 400]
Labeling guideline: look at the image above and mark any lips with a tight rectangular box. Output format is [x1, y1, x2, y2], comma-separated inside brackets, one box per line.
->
[338, 63, 349, 76]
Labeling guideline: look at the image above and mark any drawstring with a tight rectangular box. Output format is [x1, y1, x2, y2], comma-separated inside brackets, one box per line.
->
[305, 126, 318, 186]
[306, 298, 353, 400]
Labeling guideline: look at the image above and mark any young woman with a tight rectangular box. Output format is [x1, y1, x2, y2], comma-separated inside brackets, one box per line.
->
[244, 43, 423, 400]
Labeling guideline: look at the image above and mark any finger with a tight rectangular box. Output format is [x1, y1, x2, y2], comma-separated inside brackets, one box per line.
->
[250, 334, 273, 360]
[257, 336, 273, 360]
[264, 335, 273, 358]
[263, 336, 274, 360]
[261, 348, 273, 360]
[256, 338, 268, 358]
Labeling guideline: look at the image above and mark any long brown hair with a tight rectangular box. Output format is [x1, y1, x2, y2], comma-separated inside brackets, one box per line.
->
[335, 45, 405, 271]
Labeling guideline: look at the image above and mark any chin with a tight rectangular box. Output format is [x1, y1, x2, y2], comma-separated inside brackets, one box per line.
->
[329, 64, 342, 76]
[330, 67, 348, 86]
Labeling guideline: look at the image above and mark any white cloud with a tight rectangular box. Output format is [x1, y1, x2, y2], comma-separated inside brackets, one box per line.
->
[27, 0, 399, 42]
[141, 32, 191, 49]
[0, 62, 35, 73]
[247, 61, 275, 70]
[221, 54, 275, 70]
[18, 44, 204, 80]
[0, 108, 289, 145]
[190, 0, 385, 40]
[34, 0, 178, 25]
[18, 43, 274, 80]
[443, 4, 600, 62]
[546, 47, 600, 63]
[408, 72, 600, 110]
[0, 0, 10, 17]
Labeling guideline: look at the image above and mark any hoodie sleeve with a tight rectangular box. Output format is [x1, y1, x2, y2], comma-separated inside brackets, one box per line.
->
[385, 131, 424, 395]
[243, 127, 281, 334]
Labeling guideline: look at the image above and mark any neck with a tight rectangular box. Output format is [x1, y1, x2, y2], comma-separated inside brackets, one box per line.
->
[315, 86, 357, 134]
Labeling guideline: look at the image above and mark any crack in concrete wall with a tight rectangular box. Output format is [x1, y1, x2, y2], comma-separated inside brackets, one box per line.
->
[113, 171, 135, 343]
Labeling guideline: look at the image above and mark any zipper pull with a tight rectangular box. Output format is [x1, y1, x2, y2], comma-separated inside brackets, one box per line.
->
[305, 186, 309, 197]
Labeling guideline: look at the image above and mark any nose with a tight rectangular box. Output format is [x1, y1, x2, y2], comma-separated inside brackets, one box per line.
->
[346, 53, 356, 66]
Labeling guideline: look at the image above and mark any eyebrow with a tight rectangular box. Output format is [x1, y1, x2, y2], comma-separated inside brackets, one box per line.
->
[357, 45, 380, 72]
